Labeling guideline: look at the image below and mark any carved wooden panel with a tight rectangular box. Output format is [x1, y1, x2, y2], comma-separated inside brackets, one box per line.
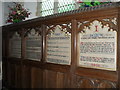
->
[31, 67, 43, 88]
[10, 32, 21, 58]
[76, 76, 116, 88]
[7, 63, 16, 88]
[2, 60, 7, 86]
[7, 62, 12, 87]
[97, 80, 116, 88]
[46, 24, 71, 65]
[11, 63, 16, 88]
[77, 78, 95, 88]
[25, 28, 42, 61]
[78, 18, 117, 71]
[22, 65, 31, 88]
[2, 39, 5, 57]
[43, 70, 57, 88]
[43, 70, 66, 88]
[56, 72, 65, 88]
[15, 64, 21, 88]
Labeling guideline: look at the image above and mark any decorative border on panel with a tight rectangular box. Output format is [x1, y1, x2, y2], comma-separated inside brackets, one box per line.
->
[78, 17, 117, 32]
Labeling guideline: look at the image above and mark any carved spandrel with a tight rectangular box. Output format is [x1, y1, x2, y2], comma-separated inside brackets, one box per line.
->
[26, 28, 42, 61]
[46, 25, 71, 65]
[10, 32, 21, 58]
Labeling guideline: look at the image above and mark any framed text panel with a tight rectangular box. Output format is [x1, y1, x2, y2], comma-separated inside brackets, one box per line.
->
[46, 25, 71, 65]
[26, 29, 42, 61]
[10, 32, 21, 58]
[79, 20, 117, 71]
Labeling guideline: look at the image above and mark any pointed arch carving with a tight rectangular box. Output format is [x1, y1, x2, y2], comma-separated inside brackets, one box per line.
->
[46, 23, 71, 35]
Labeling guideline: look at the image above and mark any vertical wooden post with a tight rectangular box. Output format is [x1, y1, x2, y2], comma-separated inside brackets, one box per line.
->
[42, 25, 46, 64]
[70, 19, 77, 88]
[4, 30, 10, 87]
[117, 7, 120, 88]
[42, 24, 47, 88]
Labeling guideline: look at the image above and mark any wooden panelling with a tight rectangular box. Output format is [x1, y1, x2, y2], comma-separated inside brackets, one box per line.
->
[7, 62, 12, 87]
[56, 72, 64, 88]
[2, 59, 7, 87]
[44, 63, 70, 73]
[15, 64, 21, 88]
[43, 70, 57, 88]
[6, 62, 16, 88]
[75, 68, 117, 81]
[2, 6, 120, 89]
[21, 65, 31, 88]
[10, 64, 16, 88]
[31, 67, 43, 88]
[43, 70, 66, 88]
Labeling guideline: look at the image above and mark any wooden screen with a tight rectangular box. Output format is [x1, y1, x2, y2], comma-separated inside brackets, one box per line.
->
[2, 6, 120, 88]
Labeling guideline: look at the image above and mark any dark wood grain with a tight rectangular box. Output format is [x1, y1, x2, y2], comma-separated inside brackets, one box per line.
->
[21, 65, 31, 88]
[117, 7, 120, 88]
[31, 67, 43, 88]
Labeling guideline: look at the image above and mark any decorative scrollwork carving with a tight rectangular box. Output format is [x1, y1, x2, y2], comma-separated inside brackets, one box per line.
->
[76, 76, 116, 88]
[103, 17, 117, 26]
[78, 17, 117, 33]
[76, 76, 95, 88]
[80, 20, 116, 34]
[96, 80, 116, 88]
